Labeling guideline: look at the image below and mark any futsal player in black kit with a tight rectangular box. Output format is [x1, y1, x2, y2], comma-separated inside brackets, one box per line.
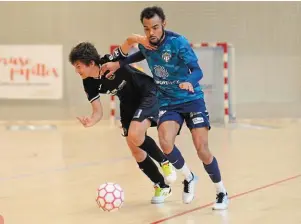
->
[68, 41, 176, 204]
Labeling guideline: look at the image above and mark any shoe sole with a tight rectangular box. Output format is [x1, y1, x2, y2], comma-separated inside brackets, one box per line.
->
[212, 201, 229, 210]
[212, 206, 229, 210]
[151, 190, 172, 204]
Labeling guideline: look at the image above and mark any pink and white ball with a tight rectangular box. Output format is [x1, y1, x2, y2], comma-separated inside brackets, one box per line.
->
[96, 182, 124, 212]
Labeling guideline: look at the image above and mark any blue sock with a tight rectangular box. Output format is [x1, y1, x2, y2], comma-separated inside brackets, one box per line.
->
[164, 145, 185, 169]
[203, 157, 221, 183]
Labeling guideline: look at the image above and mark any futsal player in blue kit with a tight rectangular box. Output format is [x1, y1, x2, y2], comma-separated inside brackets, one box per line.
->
[100, 6, 229, 209]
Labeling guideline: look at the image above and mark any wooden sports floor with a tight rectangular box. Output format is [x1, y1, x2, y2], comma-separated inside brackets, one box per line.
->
[0, 119, 301, 224]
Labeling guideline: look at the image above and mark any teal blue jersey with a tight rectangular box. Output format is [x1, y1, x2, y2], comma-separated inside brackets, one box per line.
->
[138, 31, 204, 107]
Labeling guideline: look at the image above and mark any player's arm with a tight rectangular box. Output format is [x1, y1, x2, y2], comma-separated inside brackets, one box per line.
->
[101, 51, 146, 78]
[176, 36, 203, 92]
[77, 98, 103, 128]
[90, 99, 103, 121]
[100, 34, 153, 77]
[77, 79, 103, 127]
[185, 62, 203, 86]
[100, 50, 145, 78]
[112, 34, 156, 61]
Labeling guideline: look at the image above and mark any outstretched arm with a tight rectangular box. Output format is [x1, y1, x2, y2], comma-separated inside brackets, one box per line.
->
[117, 34, 155, 57]
[100, 34, 154, 77]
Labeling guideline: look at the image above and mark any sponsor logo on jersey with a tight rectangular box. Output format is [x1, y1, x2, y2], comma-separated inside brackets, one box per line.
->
[155, 80, 180, 85]
[105, 80, 127, 95]
[153, 65, 169, 79]
[106, 89, 118, 95]
[118, 80, 127, 90]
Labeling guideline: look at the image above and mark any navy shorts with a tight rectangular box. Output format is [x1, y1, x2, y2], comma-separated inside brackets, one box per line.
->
[158, 98, 210, 134]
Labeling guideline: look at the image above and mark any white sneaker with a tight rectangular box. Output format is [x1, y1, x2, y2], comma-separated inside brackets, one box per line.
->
[182, 173, 197, 204]
[161, 161, 177, 184]
[212, 192, 229, 210]
[151, 184, 172, 204]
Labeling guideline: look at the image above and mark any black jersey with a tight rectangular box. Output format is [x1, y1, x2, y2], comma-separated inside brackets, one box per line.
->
[83, 49, 156, 104]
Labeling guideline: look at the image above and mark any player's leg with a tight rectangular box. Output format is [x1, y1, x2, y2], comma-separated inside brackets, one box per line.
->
[186, 108, 229, 210]
[128, 119, 167, 164]
[120, 105, 171, 204]
[121, 106, 165, 164]
[125, 134, 171, 204]
[158, 111, 197, 204]
[128, 93, 177, 184]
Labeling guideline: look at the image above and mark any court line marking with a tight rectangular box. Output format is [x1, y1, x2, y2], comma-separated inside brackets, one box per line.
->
[150, 174, 301, 224]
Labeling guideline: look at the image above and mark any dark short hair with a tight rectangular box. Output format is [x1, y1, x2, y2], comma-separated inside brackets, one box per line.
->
[69, 42, 100, 66]
[140, 6, 166, 23]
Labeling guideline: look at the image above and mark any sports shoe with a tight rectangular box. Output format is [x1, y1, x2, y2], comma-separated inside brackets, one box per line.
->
[161, 161, 177, 184]
[151, 184, 172, 204]
[182, 172, 197, 204]
[212, 192, 229, 210]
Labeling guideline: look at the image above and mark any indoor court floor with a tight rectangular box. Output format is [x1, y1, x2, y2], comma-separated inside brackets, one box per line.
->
[0, 119, 301, 224]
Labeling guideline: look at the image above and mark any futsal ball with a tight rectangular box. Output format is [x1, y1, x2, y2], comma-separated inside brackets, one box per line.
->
[96, 182, 124, 212]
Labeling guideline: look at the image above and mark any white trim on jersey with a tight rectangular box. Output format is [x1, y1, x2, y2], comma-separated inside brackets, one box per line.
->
[118, 47, 128, 57]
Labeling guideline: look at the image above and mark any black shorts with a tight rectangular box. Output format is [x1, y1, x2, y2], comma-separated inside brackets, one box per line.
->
[120, 90, 159, 137]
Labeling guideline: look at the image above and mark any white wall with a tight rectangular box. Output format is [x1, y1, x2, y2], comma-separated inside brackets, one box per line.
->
[0, 2, 300, 120]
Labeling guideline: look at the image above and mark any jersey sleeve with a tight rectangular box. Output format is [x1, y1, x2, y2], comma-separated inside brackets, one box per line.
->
[174, 36, 198, 65]
[112, 47, 128, 61]
[98, 47, 127, 65]
[138, 44, 147, 57]
[82, 78, 100, 103]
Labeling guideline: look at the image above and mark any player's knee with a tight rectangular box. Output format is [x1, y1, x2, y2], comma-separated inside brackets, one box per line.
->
[158, 131, 174, 153]
[131, 148, 146, 162]
[126, 137, 146, 161]
[196, 141, 212, 164]
[128, 129, 144, 147]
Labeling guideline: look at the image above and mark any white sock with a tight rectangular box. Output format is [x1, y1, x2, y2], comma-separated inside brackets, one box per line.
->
[215, 181, 226, 194]
[180, 163, 193, 182]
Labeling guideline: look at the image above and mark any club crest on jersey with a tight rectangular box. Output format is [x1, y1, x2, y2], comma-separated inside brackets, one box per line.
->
[162, 51, 172, 62]
[154, 65, 169, 79]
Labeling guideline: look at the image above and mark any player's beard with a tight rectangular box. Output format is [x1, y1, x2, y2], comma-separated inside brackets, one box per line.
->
[149, 28, 165, 46]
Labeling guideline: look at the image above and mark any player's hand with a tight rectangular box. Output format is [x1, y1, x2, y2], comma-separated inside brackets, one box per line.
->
[135, 35, 157, 50]
[179, 82, 194, 93]
[100, 62, 120, 79]
[76, 116, 98, 128]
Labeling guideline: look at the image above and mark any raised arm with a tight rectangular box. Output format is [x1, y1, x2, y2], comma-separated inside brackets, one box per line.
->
[100, 34, 155, 77]
[116, 34, 156, 59]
